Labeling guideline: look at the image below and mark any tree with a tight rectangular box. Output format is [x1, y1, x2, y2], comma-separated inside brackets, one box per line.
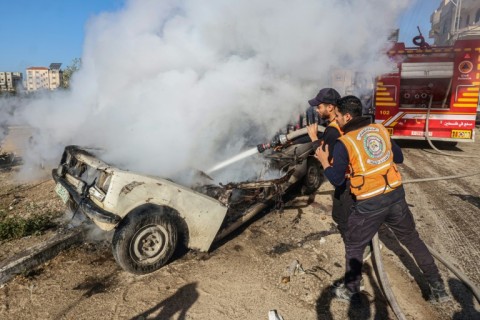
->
[61, 58, 82, 89]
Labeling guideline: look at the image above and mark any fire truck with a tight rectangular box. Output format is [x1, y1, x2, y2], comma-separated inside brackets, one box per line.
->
[373, 38, 480, 143]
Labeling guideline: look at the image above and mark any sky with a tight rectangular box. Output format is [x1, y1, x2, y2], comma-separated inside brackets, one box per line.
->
[397, 0, 441, 44]
[0, 0, 440, 73]
[0, 0, 440, 184]
[0, 0, 125, 72]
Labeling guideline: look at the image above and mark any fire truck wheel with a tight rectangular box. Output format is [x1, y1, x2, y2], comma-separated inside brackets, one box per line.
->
[301, 157, 324, 195]
[112, 207, 178, 275]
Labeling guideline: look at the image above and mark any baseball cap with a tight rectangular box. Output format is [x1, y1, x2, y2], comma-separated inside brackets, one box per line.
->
[308, 88, 341, 106]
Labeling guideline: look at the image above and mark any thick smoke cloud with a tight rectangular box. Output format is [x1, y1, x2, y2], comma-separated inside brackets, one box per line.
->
[5, 0, 411, 183]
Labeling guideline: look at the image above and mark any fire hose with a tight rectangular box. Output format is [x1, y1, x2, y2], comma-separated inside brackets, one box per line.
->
[372, 227, 480, 320]
[424, 86, 478, 159]
[367, 90, 480, 318]
[257, 126, 325, 153]
[371, 170, 480, 320]
[372, 162, 480, 320]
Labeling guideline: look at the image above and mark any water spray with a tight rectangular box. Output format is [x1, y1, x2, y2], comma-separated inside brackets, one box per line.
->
[206, 126, 325, 174]
[205, 147, 259, 174]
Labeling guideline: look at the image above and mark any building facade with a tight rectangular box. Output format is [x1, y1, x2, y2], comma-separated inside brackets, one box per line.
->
[25, 63, 63, 92]
[430, 0, 480, 45]
[0, 72, 23, 93]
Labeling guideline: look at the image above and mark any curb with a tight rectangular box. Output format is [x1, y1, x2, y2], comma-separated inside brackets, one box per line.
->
[0, 227, 85, 285]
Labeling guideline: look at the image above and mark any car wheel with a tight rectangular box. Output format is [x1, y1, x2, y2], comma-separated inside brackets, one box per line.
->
[302, 157, 324, 195]
[112, 208, 178, 274]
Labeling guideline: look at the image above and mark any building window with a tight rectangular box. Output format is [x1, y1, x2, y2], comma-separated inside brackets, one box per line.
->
[476, 9, 480, 23]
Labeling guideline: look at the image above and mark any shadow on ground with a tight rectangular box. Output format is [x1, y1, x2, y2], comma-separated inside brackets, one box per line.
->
[131, 282, 199, 320]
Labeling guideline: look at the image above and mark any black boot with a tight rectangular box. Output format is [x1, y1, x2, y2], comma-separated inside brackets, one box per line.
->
[428, 281, 450, 303]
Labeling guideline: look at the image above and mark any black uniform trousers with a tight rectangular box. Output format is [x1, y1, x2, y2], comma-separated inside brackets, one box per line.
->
[332, 180, 353, 239]
[344, 186, 441, 293]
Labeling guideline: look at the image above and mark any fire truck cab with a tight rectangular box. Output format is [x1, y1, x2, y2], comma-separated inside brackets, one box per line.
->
[373, 39, 479, 142]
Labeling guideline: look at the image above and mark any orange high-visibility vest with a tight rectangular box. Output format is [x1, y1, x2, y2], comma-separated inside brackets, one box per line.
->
[338, 123, 402, 200]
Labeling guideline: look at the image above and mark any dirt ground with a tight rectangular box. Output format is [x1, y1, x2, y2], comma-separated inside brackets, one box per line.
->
[0, 126, 479, 320]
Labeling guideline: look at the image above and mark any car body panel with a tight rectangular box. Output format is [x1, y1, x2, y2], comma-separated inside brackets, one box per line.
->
[97, 170, 228, 251]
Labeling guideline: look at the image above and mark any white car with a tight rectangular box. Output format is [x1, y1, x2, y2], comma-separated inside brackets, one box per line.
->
[52, 129, 324, 274]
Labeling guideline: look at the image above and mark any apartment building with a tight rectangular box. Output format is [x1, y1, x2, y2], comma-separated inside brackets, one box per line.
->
[0, 72, 23, 93]
[25, 63, 63, 92]
[430, 0, 480, 45]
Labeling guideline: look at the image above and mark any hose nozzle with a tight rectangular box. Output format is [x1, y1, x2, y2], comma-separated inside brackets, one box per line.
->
[257, 134, 288, 153]
[257, 143, 271, 153]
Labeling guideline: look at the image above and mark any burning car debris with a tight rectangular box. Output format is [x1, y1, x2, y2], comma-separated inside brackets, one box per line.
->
[52, 127, 325, 274]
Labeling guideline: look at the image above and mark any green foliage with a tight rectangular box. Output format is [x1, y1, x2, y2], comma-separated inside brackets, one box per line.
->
[61, 58, 82, 89]
[0, 213, 57, 241]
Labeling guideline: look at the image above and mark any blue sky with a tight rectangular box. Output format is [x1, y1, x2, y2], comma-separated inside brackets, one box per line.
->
[0, 0, 440, 73]
[0, 0, 125, 72]
[397, 0, 440, 44]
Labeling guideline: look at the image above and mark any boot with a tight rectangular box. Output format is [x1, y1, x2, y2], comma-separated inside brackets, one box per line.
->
[333, 278, 365, 291]
[333, 285, 361, 303]
[428, 281, 450, 303]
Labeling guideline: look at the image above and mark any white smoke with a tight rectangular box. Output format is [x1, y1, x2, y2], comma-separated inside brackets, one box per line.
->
[4, 0, 412, 183]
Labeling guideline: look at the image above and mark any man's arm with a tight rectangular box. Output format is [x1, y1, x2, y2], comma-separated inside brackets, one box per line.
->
[391, 139, 403, 163]
[322, 127, 341, 158]
[309, 125, 340, 152]
[315, 141, 349, 187]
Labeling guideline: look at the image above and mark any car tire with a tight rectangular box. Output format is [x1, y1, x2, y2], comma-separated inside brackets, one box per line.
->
[112, 207, 178, 275]
[301, 157, 324, 195]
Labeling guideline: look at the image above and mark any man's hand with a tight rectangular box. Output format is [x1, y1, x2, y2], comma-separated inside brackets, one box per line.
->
[306, 106, 319, 125]
[315, 142, 331, 169]
[307, 123, 318, 142]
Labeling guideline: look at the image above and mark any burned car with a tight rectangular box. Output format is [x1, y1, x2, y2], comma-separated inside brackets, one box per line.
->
[52, 127, 325, 274]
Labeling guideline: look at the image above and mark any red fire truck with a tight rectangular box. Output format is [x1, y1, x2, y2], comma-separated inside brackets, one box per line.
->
[373, 38, 479, 143]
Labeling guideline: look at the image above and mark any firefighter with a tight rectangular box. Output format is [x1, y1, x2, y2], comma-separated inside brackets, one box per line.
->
[305, 88, 353, 240]
[315, 95, 449, 304]
[306, 88, 370, 291]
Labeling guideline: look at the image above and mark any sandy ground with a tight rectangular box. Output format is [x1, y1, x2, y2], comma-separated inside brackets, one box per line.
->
[0, 126, 479, 320]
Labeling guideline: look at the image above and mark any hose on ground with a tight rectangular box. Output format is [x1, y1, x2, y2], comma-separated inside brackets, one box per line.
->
[424, 91, 478, 159]
[402, 171, 480, 184]
[425, 243, 480, 303]
[372, 227, 480, 320]
[372, 233, 407, 320]
[319, 171, 480, 194]
[342, 89, 479, 317]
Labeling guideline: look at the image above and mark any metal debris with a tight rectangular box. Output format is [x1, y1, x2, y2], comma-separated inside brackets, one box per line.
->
[268, 309, 285, 320]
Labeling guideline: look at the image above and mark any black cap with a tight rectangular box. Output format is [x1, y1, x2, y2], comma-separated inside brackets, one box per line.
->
[308, 88, 341, 106]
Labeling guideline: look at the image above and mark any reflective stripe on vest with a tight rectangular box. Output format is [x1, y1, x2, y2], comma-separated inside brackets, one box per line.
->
[339, 123, 402, 200]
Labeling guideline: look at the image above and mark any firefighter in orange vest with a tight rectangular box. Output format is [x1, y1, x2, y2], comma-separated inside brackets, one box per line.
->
[315, 95, 449, 304]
